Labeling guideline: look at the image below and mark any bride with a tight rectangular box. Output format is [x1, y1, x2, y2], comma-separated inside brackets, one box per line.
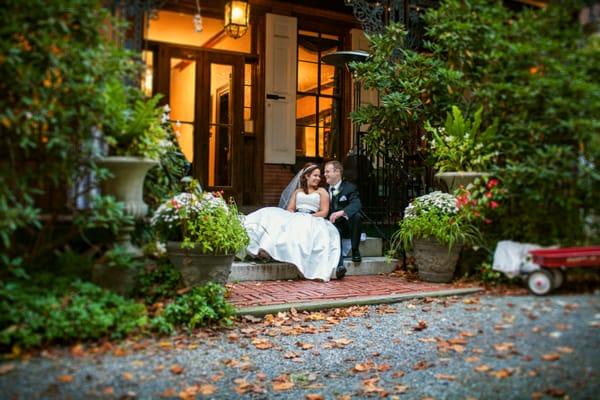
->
[244, 164, 343, 281]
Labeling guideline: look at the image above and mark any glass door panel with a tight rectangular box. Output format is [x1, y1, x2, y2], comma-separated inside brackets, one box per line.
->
[208, 63, 233, 187]
[169, 57, 196, 162]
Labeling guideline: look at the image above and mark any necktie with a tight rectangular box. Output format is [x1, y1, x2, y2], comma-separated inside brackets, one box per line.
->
[329, 187, 334, 200]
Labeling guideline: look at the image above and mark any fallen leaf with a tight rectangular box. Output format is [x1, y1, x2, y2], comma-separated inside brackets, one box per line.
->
[211, 372, 224, 382]
[305, 394, 324, 400]
[296, 341, 314, 350]
[413, 320, 428, 331]
[70, 344, 85, 357]
[256, 372, 267, 381]
[435, 374, 457, 381]
[57, 375, 74, 383]
[474, 365, 491, 373]
[419, 337, 437, 343]
[170, 364, 184, 374]
[377, 363, 392, 372]
[178, 385, 199, 400]
[131, 360, 145, 367]
[252, 338, 274, 350]
[160, 388, 176, 397]
[542, 353, 560, 362]
[272, 374, 294, 391]
[489, 368, 513, 379]
[158, 341, 172, 349]
[556, 346, 574, 353]
[362, 377, 386, 395]
[395, 384, 409, 393]
[392, 371, 405, 378]
[198, 384, 217, 396]
[465, 357, 480, 363]
[545, 387, 566, 397]
[531, 392, 544, 400]
[103, 387, 114, 395]
[527, 370, 538, 377]
[122, 372, 134, 381]
[412, 360, 431, 370]
[493, 342, 515, 352]
[0, 363, 15, 375]
[284, 351, 300, 359]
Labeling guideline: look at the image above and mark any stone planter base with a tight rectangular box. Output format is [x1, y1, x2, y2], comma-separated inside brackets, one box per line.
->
[435, 171, 488, 193]
[92, 264, 139, 297]
[167, 242, 234, 286]
[413, 238, 461, 283]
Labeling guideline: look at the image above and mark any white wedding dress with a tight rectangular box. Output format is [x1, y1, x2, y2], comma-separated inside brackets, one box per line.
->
[244, 192, 341, 281]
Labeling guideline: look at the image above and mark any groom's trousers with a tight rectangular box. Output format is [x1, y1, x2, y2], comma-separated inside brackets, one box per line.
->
[333, 213, 362, 266]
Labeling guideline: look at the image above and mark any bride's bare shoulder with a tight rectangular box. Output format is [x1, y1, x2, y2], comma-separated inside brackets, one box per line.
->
[317, 187, 328, 195]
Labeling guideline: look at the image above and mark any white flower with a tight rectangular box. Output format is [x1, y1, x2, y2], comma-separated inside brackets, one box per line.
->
[163, 104, 171, 113]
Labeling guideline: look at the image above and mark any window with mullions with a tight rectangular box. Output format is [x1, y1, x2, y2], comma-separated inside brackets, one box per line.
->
[296, 30, 341, 158]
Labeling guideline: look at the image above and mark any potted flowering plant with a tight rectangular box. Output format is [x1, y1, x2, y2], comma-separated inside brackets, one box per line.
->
[151, 180, 249, 286]
[390, 191, 481, 282]
[425, 105, 499, 192]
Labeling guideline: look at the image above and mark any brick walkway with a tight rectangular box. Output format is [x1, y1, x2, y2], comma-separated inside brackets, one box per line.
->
[227, 275, 456, 308]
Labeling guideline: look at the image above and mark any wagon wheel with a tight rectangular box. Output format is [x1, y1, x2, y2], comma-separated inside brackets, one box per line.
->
[550, 269, 564, 289]
[527, 269, 553, 296]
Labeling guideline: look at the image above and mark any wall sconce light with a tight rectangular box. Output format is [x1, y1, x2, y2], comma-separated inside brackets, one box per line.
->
[224, 0, 250, 39]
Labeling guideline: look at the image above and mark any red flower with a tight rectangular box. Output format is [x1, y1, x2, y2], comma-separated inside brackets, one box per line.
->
[171, 198, 180, 209]
[486, 178, 499, 190]
[484, 218, 492, 224]
[490, 201, 499, 209]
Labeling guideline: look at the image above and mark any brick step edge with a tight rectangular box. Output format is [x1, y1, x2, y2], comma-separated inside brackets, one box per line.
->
[228, 257, 399, 282]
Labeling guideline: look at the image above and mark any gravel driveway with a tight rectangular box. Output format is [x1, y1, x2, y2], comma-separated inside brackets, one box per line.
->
[1, 293, 599, 399]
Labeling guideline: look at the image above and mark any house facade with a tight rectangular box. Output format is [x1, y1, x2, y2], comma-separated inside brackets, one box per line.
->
[124, 0, 373, 207]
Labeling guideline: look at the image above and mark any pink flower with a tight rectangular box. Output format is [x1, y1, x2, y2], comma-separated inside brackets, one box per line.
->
[484, 218, 492, 225]
[490, 201, 499, 209]
[486, 178, 499, 190]
[171, 198, 180, 209]
[486, 191, 493, 198]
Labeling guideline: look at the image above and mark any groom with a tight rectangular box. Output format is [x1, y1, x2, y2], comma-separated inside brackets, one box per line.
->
[324, 160, 363, 279]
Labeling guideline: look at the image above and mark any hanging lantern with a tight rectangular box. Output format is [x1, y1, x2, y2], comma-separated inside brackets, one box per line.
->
[224, 0, 250, 39]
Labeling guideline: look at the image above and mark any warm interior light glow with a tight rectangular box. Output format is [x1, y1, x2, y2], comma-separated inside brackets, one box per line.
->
[224, 0, 249, 39]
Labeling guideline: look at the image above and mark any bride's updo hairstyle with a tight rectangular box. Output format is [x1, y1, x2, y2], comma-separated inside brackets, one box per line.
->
[299, 163, 320, 194]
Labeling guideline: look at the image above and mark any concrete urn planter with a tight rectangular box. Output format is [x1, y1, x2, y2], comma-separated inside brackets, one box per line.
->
[97, 156, 158, 256]
[166, 242, 234, 286]
[413, 237, 461, 283]
[435, 171, 488, 193]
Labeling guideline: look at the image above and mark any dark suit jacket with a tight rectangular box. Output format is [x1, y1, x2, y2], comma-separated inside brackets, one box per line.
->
[329, 180, 362, 219]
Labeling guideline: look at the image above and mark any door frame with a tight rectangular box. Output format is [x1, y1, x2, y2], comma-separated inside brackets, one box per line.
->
[156, 44, 245, 202]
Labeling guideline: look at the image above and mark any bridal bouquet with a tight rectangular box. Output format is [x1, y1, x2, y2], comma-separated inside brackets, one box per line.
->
[391, 191, 481, 252]
[151, 180, 248, 254]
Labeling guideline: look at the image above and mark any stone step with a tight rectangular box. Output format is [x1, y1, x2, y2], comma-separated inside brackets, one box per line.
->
[228, 256, 398, 282]
[357, 236, 383, 257]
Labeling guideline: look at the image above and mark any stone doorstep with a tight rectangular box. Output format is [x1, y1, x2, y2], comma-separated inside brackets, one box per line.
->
[228, 256, 398, 282]
[234, 287, 484, 316]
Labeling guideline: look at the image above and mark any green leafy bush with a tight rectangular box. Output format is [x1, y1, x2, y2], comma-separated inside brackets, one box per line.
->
[152, 283, 236, 333]
[0, 0, 145, 269]
[0, 279, 147, 350]
[424, 0, 600, 245]
[137, 259, 182, 304]
[426, 105, 499, 172]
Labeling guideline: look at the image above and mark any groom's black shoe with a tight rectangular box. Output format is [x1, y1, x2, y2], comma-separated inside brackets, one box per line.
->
[352, 249, 362, 263]
[336, 265, 347, 279]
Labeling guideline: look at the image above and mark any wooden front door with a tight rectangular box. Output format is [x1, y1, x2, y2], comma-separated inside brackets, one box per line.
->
[160, 47, 245, 202]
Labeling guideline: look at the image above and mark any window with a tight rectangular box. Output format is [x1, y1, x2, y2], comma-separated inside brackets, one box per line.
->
[296, 30, 341, 158]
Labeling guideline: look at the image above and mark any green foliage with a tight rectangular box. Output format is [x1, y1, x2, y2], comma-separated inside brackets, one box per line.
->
[0, 279, 147, 350]
[100, 245, 144, 270]
[426, 105, 499, 172]
[422, 0, 600, 245]
[151, 180, 249, 254]
[101, 80, 170, 159]
[350, 23, 462, 161]
[0, 0, 147, 267]
[390, 192, 481, 254]
[477, 261, 512, 285]
[153, 283, 235, 333]
[137, 259, 182, 304]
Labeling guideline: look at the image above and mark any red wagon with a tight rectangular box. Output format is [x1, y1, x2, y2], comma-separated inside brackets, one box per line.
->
[526, 246, 600, 295]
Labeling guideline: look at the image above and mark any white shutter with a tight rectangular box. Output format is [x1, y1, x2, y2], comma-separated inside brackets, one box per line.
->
[264, 13, 297, 164]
